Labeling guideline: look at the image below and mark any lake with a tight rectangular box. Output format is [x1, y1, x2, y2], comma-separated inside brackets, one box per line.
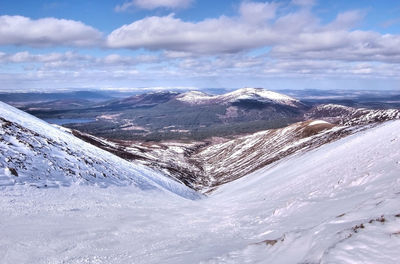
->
[43, 118, 95, 125]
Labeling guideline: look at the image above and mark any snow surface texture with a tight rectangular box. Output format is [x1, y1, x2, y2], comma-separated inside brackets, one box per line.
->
[1, 104, 400, 263]
[0, 101, 199, 200]
[176, 87, 300, 107]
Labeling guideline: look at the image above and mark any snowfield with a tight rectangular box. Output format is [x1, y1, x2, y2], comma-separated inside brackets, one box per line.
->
[1, 102, 400, 263]
[209, 119, 400, 263]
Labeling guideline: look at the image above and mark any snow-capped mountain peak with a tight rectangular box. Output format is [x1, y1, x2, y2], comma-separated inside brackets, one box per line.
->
[176, 88, 300, 107]
[175, 91, 213, 104]
[220, 87, 299, 105]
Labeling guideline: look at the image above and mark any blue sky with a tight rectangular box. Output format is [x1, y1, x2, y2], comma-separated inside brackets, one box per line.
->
[0, 0, 400, 91]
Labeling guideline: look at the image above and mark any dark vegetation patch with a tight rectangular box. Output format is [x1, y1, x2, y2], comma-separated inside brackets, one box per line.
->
[352, 223, 365, 233]
[8, 167, 18, 177]
[232, 99, 271, 110]
[368, 215, 386, 224]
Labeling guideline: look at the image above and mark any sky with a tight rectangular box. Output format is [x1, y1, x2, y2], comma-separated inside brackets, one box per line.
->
[0, 0, 400, 92]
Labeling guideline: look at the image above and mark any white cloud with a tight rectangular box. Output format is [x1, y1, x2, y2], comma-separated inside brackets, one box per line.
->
[106, 1, 400, 65]
[115, 0, 193, 12]
[0, 15, 102, 47]
[239, 1, 279, 24]
[2, 50, 400, 92]
[0, 51, 91, 64]
[106, 13, 280, 54]
[0, 51, 160, 70]
[107, 2, 319, 54]
[270, 30, 400, 64]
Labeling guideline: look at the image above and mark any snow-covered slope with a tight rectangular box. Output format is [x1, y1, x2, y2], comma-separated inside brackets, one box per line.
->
[193, 120, 344, 190]
[209, 120, 400, 263]
[1, 119, 399, 263]
[176, 87, 300, 107]
[306, 103, 400, 126]
[0, 101, 199, 199]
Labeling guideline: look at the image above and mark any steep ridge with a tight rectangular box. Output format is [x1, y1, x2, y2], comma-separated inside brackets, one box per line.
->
[306, 104, 400, 125]
[69, 128, 205, 189]
[0, 102, 199, 200]
[192, 120, 345, 190]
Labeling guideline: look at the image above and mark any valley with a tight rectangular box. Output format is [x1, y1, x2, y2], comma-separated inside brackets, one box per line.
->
[0, 99, 399, 263]
[2, 1, 400, 262]
[41, 89, 399, 192]
[1, 88, 400, 263]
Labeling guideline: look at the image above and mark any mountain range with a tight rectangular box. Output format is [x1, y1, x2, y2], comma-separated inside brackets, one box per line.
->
[17, 88, 308, 141]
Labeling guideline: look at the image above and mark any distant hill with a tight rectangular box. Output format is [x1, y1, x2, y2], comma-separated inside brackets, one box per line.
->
[62, 88, 310, 141]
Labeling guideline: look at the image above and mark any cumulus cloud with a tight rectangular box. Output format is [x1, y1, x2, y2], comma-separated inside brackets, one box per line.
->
[106, 13, 280, 54]
[0, 15, 102, 47]
[270, 30, 400, 64]
[239, 1, 279, 24]
[106, 1, 400, 65]
[115, 0, 193, 12]
[107, 2, 319, 54]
